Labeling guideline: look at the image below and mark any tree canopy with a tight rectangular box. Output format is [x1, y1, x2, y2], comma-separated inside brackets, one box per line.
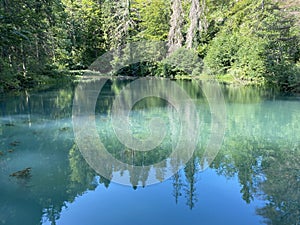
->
[0, 0, 299, 92]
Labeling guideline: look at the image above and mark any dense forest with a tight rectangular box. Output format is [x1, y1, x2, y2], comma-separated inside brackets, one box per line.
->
[0, 0, 299, 92]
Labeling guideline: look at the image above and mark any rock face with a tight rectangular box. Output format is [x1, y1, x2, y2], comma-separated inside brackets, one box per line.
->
[10, 168, 32, 178]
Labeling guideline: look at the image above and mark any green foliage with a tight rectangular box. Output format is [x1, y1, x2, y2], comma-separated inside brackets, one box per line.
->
[112, 46, 203, 78]
[162, 47, 203, 77]
[203, 0, 300, 89]
[0, 0, 299, 92]
[233, 35, 266, 77]
[257, 7, 300, 90]
[135, 0, 171, 41]
[60, 0, 105, 68]
[204, 31, 239, 75]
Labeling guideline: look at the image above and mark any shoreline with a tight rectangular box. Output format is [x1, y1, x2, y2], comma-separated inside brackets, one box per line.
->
[0, 69, 299, 94]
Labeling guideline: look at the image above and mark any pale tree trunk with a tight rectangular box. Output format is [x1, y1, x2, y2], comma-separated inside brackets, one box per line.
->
[186, 0, 208, 49]
[51, 32, 56, 63]
[8, 54, 12, 68]
[20, 42, 27, 77]
[35, 35, 39, 61]
[115, 0, 135, 47]
[167, 0, 184, 54]
[109, 0, 137, 73]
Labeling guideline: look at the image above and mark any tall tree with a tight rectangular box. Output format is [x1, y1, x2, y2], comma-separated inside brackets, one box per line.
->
[186, 0, 208, 49]
[0, 0, 58, 77]
[259, 5, 299, 88]
[102, 0, 136, 49]
[60, 0, 105, 68]
[135, 0, 171, 41]
[167, 0, 184, 53]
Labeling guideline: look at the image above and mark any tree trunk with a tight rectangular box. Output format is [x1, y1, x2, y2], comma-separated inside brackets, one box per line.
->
[20, 42, 27, 77]
[186, 0, 208, 49]
[167, 0, 184, 54]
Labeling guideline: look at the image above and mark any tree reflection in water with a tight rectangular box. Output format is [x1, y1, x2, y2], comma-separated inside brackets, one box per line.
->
[0, 79, 299, 225]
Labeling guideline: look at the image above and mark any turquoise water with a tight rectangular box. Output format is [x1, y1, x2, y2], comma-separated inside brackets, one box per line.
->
[0, 79, 299, 225]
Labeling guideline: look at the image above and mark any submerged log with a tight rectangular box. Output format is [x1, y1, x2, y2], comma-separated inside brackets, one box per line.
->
[5, 123, 15, 127]
[10, 141, 20, 146]
[10, 167, 32, 178]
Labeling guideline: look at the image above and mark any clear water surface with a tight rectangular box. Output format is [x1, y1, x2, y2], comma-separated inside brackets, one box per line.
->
[0, 79, 299, 225]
